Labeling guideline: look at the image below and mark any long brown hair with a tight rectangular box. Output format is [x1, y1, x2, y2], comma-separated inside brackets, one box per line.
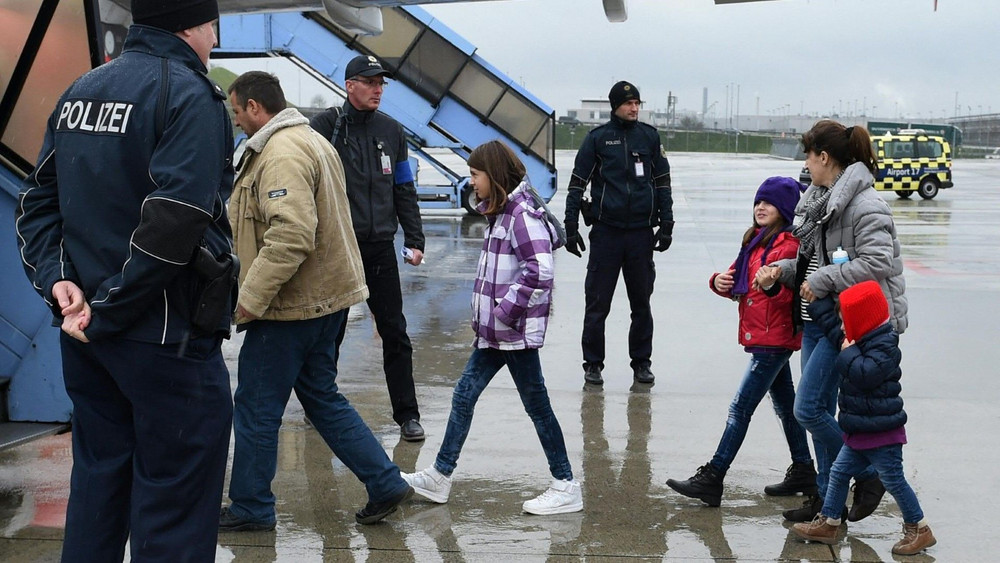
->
[801, 119, 877, 175]
[467, 140, 526, 216]
[741, 221, 787, 250]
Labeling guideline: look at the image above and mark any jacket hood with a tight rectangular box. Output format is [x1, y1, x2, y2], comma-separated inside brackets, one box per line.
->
[506, 182, 562, 248]
[825, 162, 875, 220]
[245, 108, 310, 153]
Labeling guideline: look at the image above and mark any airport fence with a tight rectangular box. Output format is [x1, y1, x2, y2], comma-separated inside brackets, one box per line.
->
[555, 123, 774, 154]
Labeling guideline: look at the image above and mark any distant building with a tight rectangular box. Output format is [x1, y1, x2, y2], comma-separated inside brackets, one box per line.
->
[566, 98, 657, 126]
[562, 98, 964, 138]
[949, 114, 1000, 148]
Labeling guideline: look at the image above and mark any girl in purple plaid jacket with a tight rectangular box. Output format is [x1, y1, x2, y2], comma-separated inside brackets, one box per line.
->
[402, 140, 583, 515]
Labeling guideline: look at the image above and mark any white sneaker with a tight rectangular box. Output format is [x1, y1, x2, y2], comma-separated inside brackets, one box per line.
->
[523, 479, 583, 515]
[401, 467, 452, 504]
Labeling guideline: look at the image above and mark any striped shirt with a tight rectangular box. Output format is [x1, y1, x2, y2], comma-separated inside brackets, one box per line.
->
[801, 254, 819, 322]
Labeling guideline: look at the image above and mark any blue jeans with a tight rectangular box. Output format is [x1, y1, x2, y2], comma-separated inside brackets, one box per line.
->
[709, 350, 812, 474]
[794, 322, 876, 496]
[434, 347, 573, 481]
[228, 311, 407, 523]
[822, 444, 924, 524]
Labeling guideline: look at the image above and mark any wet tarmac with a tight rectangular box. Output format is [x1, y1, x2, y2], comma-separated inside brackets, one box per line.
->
[2, 151, 998, 561]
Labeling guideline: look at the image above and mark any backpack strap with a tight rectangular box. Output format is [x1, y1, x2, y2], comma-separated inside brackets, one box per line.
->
[327, 105, 345, 145]
[524, 181, 567, 249]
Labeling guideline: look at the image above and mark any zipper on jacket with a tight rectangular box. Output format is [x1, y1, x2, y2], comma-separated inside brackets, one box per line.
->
[624, 134, 632, 221]
[364, 122, 376, 242]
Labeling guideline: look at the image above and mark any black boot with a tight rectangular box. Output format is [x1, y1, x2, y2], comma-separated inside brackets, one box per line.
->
[848, 476, 886, 522]
[632, 364, 655, 384]
[764, 462, 818, 496]
[666, 464, 724, 507]
[583, 363, 603, 385]
[782, 494, 822, 522]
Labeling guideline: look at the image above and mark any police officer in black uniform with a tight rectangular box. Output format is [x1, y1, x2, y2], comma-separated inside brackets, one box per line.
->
[564, 81, 674, 387]
[16, 1, 235, 560]
[311, 55, 425, 441]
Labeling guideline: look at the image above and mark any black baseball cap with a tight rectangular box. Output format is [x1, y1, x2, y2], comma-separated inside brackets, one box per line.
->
[344, 55, 393, 81]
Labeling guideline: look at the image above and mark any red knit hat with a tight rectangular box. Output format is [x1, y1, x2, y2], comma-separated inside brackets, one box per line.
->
[839, 280, 890, 342]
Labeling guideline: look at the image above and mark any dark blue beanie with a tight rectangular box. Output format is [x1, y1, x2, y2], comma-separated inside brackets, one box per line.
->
[754, 176, 803, 225]
[132, 0, 218, 32]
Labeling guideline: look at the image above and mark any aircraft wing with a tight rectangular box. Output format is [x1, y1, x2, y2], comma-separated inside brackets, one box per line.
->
[215, 0, 632, 24]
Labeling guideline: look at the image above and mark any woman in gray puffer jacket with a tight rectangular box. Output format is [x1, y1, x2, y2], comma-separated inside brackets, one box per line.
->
[755, 120, 907, 524]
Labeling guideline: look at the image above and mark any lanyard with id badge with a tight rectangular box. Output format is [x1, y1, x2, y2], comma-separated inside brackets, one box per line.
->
[632, 151, 645, 178]
[376, 140, 392, 176]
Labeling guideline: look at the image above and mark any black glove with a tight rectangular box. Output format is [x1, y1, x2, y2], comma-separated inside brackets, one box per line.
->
[565, 221, 586, 257]
[653, 222, 673, 252]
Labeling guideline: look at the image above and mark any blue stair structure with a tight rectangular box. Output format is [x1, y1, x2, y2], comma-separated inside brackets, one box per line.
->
[215, 6, 558, 212]
[1, 166, 71, 448]
[0, 2, 556, 449]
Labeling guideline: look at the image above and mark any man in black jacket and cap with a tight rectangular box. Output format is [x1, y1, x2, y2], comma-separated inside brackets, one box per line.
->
[563, 80, 674, 388]
[311, 55, 426, 442]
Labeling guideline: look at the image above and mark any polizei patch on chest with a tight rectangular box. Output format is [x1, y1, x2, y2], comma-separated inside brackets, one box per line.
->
[55, 99, 134, 136]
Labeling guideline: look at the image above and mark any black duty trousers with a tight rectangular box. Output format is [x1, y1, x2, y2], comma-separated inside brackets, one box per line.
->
[59, 334, 232, 563]
[358, 240, 420, 425]
[582, 221, 656, 370]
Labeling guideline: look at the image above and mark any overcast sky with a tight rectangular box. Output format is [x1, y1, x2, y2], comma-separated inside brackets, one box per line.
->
[422, 0, 999, 121]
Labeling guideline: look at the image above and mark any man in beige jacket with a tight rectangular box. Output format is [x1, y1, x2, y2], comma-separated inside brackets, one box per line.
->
[220, 71, 412, 531]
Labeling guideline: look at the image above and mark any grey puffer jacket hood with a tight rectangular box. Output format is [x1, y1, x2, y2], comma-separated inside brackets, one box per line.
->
[775, 162, 908, 333]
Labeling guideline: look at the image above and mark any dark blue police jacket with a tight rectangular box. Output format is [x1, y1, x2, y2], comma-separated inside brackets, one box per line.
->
[16, 25, 235, 344]
[566, 115, 673, 230]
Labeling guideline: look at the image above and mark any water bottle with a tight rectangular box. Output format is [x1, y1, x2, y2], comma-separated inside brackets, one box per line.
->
[831, 246, 849, 265]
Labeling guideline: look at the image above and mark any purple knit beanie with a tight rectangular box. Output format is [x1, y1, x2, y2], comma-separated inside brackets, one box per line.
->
[754, 176, 803, 225]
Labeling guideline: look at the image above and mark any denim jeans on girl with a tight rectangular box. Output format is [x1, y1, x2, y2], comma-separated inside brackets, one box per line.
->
[709, 350, 812, 473]
[822, 443, 923, 523]
[434, 347, 573, 481]
[794, 321, 876, 496]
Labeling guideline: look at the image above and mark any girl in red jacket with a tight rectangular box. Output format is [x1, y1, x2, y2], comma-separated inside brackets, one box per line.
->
[666, 177, 815, 507]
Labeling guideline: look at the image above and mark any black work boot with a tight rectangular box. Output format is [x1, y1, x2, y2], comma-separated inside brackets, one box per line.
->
[666, 464, 724, 507]
[848, 476, 886, 522]
[632, 364, 655, 384]
[782, 494, 823, 522]
[583, 363, 603, 386]
[764, 462, 818, 496]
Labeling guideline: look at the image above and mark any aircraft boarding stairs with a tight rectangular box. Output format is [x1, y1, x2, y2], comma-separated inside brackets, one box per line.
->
[215, 5, 558, 213]
[0, 168, 71, 450]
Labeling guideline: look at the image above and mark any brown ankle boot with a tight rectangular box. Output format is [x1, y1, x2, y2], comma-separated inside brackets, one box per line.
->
[891, 523, 937, 555]
[791, 514, 840, 545]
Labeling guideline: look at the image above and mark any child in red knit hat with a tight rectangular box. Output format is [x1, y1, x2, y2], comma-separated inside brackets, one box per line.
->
[790, 280, 935, 555]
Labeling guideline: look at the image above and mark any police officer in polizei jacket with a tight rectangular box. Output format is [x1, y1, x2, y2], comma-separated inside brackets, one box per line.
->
[15, 1, 236, 560]
[311, 55, 426, 442]
[563, 80, 674, 387]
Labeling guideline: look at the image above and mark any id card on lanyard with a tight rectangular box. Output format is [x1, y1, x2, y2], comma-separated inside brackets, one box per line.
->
[376, 141, 392, 175]
[632, 151, 644, 178]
